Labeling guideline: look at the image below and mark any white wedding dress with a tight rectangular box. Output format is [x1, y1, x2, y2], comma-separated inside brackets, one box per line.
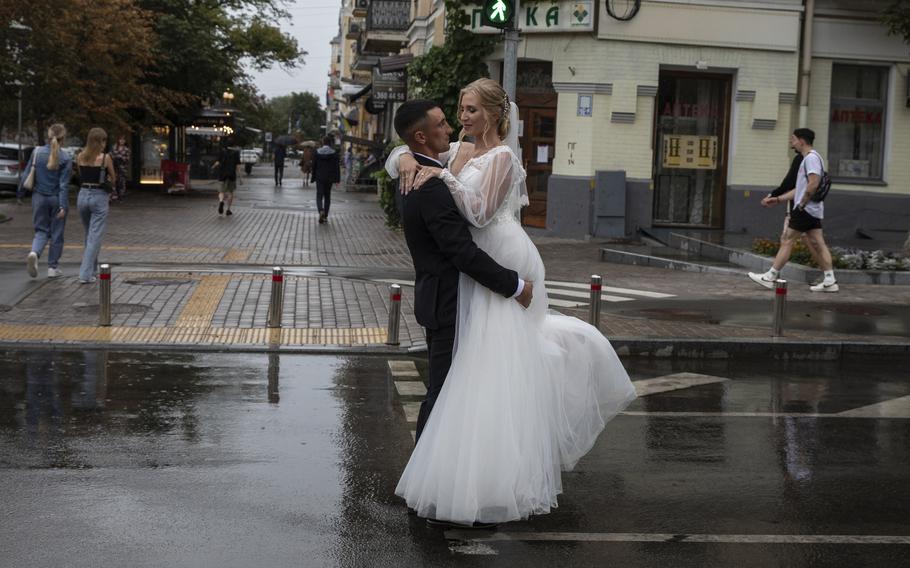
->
[391, 142, 637, 524]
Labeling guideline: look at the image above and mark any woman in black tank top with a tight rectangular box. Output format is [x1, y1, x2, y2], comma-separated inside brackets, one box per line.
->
[75, 128, 117, 284]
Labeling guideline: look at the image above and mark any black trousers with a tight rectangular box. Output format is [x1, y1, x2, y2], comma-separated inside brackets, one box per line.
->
[316, 181, 332, 215]
[415, 325, 455, 443]
[274, 164, 284, 184]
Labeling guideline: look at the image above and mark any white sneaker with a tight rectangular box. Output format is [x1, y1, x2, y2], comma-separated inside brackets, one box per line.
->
[810, 280, 839, 293]
[47, 267, 63, 278]
[79, 277, 97, 284]
[26, 252, 38, 278]
[748, 271, 776, 289]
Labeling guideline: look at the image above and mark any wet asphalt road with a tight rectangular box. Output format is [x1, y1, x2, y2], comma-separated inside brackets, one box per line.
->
[1, 350, 909, 567]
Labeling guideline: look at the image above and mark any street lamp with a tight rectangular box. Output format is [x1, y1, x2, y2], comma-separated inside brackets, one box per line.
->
[222, 89, 235, 104]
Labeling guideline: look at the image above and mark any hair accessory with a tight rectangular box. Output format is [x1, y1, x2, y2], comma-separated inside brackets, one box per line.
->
[501, 94, 510, 119]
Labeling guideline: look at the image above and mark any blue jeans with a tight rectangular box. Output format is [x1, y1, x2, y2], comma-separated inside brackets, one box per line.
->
[31, 192, 66, 268]
[77, 188, 110, 281]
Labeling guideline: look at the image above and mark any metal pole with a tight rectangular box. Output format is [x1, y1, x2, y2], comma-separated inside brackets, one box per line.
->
[501, 0, 521, 101]
[267, 267, 284, 328]
[772, 279, 788, 337]
[386, 284, 401, 346]
[588, 275, 602, 327]
[17, 89, 22, 168]
[99, 264, 111, 327]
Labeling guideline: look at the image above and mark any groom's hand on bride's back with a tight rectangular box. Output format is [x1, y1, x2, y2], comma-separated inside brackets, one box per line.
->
[516, 281, 533, 309]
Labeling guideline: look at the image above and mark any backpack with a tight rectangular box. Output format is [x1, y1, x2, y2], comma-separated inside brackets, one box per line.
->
[804, 150, 831, 203]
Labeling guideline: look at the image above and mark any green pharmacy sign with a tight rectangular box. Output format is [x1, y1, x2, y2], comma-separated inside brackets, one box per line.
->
[482, 0, 515, 29]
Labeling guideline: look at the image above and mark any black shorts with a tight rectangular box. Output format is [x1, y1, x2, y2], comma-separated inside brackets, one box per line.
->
[788, 208, 822, 233]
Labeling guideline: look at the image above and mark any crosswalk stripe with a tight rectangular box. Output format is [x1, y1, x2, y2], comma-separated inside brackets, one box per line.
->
[402, 402, 421, 423]
[395, 381, 427, 397]
[837, 395, 910, 418]
[547, 289, 636, 303]
[548, 298, 587, 308]
[633, 372, 729, 397]
[546, 280, 675, 298]
[446, 531, 910, 545]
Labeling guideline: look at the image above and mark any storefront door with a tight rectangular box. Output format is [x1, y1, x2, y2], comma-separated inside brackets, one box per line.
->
[652, 72, 731, 228]
[520, 107, 556, 228]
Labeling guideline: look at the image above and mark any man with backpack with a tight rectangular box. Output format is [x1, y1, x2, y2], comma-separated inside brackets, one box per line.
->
[748, 128, 838, 292]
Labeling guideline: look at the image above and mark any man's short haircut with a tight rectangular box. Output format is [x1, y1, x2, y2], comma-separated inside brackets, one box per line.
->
[322, 135, 333, 146]
[793, 128, 815, 145]
[394, 100, 440, 143]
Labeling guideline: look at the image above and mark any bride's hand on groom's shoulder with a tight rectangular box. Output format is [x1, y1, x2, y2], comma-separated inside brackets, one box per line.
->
[516, 281, 533, 309]
[406, 166, 443, 194]
[399, 154, 420, 194]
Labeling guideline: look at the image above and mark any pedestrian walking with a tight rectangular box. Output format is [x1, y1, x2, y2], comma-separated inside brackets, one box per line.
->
[75, 127, 117, 284]
[311, 136, 340, 224]
[18, 123, 73, 279]
[761, 148, 825, 283]
[749, 128, 838, 292]
[212, 139, 241, 216]
[300, 145, 314, 188]
[274, 144, 286, 186]
[111, 135, 131, 201]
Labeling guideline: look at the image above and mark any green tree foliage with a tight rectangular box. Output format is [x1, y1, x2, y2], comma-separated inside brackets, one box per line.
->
[406, 1, 495, 135]
[883, 0, 910, 45]
[138, 0, 305, 107]
[0, 0, 304, 137]
[263, 92, 326, 141]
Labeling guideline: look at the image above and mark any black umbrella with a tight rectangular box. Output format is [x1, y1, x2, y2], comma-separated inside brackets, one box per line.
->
[273, 134, 297, 146]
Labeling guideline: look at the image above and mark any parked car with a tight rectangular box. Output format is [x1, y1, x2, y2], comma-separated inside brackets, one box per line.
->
[0, 143, 34, 192]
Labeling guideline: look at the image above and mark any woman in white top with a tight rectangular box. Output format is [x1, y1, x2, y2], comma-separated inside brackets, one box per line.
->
[387, 78, 636, 526]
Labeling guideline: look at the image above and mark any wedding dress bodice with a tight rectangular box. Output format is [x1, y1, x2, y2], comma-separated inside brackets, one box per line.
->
[440, 143, 528, 229]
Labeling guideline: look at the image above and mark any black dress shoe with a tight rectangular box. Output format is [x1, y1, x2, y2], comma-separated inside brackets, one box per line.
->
[425, 518, 498, 530]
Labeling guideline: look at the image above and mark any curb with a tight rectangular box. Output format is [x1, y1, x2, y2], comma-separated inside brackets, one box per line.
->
[610, 337, 910, 360]
[2, 337, 906, 360]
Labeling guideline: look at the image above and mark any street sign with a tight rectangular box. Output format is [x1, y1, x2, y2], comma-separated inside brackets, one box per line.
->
[372, 68, 407, 103]
[481, 0, 515, 29]
[470, 1, 594, 34]
[265, 132, 272, 142]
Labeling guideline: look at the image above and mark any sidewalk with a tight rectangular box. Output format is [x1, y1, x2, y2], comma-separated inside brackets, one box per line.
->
[0, 167, 906, 356]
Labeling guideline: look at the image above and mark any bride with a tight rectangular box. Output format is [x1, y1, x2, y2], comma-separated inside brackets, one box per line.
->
[388, 78, 637, 525]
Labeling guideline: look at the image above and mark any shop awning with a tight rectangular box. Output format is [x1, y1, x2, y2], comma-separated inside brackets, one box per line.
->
[379, 54, 413, 73]
[346, 83, 372, 103]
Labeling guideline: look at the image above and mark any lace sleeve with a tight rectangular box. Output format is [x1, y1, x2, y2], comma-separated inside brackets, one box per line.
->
[438, 148, 523, 228]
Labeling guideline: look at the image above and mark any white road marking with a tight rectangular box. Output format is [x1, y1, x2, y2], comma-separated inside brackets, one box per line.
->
[388, 359, 420, 379]
[446, 531, 910, 545]
[633, 372, 730, 397]
[546, 288, 636, 303]
[395, 381, 427, 397]
[547, 298, 587, 308]
[375, 278, 415, 287]
[546, 280, 676, 298]
[448, 542, 498, 555]
[837, 395, 910, 419]
[402, 402, 421, 423]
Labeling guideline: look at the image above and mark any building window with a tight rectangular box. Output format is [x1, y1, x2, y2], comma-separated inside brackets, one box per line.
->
[828, 64, 888, 181]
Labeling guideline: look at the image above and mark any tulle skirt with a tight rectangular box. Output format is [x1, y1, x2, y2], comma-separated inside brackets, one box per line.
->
[395, 220, 637, 524]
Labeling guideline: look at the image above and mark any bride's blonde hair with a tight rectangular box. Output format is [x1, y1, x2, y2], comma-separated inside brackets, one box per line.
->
[458, 78, 511, 144]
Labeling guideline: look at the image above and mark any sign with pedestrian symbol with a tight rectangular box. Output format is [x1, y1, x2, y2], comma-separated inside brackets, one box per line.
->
[482, 0, 514, 29]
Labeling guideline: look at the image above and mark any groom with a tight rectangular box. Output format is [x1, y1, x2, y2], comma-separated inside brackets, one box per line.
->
[393, 100, 533, 442]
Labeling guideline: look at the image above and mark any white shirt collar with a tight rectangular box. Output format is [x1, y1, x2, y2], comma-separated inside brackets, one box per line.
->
[412, 152, 444, 167]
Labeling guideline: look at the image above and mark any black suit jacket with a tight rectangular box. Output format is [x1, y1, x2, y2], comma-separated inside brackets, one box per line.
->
[401, 153, 519, 330]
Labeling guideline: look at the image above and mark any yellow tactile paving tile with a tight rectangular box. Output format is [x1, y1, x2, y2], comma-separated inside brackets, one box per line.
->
[222, 248, 252, 262]
[0, 324, 386, 347]
[175, 275, 232, 328]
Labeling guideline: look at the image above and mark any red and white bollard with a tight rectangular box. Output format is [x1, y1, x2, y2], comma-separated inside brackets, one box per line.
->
[99, 264, 111, 327]
[589, 275, 602, 327]
[267, 267, 284, 328]
[386, 284, 401, 346]
[772, 279, 787, 337]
